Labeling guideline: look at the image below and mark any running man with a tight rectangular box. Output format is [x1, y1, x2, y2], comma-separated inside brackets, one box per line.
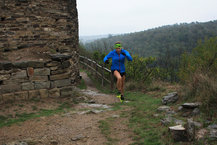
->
[104, 41, 133, 102]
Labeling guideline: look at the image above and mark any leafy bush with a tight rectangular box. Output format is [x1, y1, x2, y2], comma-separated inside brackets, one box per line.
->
[126, 55, 159, 85]
[179, 37, 217, 116]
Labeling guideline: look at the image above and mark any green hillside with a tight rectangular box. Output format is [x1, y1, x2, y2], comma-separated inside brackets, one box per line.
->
[83, 20, 217, 57]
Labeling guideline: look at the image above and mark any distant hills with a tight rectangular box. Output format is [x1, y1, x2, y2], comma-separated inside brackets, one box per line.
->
[82, 20, 217, 57]
[79, 34, 109, 44]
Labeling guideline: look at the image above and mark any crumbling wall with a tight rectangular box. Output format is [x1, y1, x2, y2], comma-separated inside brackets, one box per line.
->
[0, 0, 80, 103]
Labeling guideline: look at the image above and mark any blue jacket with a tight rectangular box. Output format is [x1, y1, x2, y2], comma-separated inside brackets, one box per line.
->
[103, 49, 133, 73]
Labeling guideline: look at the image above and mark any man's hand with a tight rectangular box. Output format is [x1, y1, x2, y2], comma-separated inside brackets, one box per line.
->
[105, 60, 109, 64]
[121, 52, 126, 56]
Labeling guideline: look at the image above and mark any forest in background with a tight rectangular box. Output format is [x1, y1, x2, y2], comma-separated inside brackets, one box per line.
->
[82, 20, 217, 57]
[79, 20, 217, 116]
[80, 20, 217, 82]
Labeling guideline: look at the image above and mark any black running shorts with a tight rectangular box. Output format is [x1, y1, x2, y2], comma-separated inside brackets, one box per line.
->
[112, 70, 126, 77]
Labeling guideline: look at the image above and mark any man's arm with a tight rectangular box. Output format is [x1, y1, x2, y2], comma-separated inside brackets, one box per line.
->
[122, 49, 132, 61]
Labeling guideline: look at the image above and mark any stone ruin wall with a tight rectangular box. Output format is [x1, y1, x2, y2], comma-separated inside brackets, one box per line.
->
[0, 0, 80, 103]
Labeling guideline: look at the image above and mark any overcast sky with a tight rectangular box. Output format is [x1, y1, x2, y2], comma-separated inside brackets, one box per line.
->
[77, 0, 217, 36]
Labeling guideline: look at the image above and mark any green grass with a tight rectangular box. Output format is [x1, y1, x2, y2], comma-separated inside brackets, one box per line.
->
[98, 118, 118, 145]
[76, 79, 87, 89]
[123, 92, 165, 145]
[0, 102, 73, 128]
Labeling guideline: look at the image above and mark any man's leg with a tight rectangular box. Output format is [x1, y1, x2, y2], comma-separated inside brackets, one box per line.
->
[121, 75, 125, 95]
[113, 70, 122, 92]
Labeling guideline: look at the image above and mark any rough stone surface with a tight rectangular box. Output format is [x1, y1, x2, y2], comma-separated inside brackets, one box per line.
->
[21, 82, 35, 90]
[50, 54, 72, 61]
[0, 74, 10, 80]
[208, 124, 217, 130]
[14, 91, 28, 100]
[49, 72, 71, 80]
[169, 125, 188, 142]
[186, 118, 195, 141]
[11, 70, 27, 79]
[39, 89, 48, 98]
[34, 81, 50, 89]
[182, 103, 201, 109]
[51, 79, 71, 88]
[29, 76, 48, 82]
[2, 93, 15, 102]
[192, 108, 200, 116]
[209, 129, 217, 139]
[27, 67, 34, 76]
[0, 0, 79, 103]
[162, 92, 178, 105]
[49, 88, 60, 98]
[51, 68, 69, 75]
[29, 90, 40, 99]
[0, 84, 21, 93]
[196, 129, 208, 140]
[46, 61, 61, 67]
[157, 106, 171, 112]
[33, 68, 50, 76]
[60, 86, 73, 97]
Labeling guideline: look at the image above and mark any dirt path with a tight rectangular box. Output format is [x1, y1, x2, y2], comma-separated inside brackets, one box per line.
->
[0, 72, 133, 145]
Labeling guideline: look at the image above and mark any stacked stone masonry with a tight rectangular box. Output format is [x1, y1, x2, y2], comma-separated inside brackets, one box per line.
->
[0, 0, 78, 53]
[0, 0, 79, 103]
[0, 54, 80, 103]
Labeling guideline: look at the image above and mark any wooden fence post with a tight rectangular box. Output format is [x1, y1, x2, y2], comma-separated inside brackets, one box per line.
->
[101, 64, 104, 87]
[95, 62, 98, 79]
[110, 72, 114, 90]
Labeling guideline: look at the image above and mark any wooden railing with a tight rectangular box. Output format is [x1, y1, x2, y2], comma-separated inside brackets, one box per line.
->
[79, 55, 114, 90]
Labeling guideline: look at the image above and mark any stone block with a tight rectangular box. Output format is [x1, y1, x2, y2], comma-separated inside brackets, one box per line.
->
[162, 92, 179, 105]
[49, 72, 70, 80]
[3, 78, 29, 84]
[34, 68, 50, 76]
[0, 62, 13, 70]
[35, 81, 50, 89]
[22, 82, 35, 90]
[16, 17, 29, 22]
[49, 88, 60, 98]
[14, 61, 29, 69]
[0, 74, 10, 80]
[30, 76, 48, 82]
[51, 68, 69, 75]
[50, 54, 71, 61]
[51, 79, 71, 88]
[27, 61, 44, 68]
[46, 61, 60, 67]
[11, 70, 27, 79]
[27, 67, 34, 77]
[2, 93, 15, 102]
[0, 84, 21, 94]
[61, 60, 70, 69]
[50, 66, 59, 71]
[39, 89, 48, 98]
[14, 91, 28, 100]
[60, 86, 73, 97]
[28, 90, 40, 99]
[0, 70, 13, 75]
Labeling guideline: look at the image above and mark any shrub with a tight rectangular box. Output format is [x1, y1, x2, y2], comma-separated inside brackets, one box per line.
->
[179, 37, 217, 117]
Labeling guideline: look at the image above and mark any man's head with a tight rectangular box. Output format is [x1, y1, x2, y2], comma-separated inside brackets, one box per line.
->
[115, 41, 122, 54]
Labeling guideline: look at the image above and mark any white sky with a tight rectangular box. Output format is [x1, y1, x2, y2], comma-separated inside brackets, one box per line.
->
[77, 0, 217, 36]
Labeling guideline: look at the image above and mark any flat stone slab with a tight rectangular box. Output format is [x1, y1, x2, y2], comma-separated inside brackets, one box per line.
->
[181, 103, 201, 109]
[50, 54, 72, 61]
[169, 125, 186, 131]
